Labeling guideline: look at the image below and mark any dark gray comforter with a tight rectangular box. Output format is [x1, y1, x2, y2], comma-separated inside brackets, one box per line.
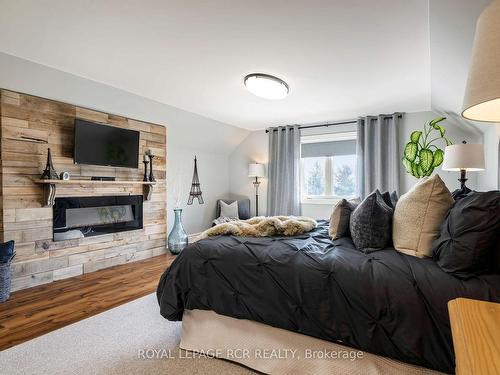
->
[157, 221, 500, 373]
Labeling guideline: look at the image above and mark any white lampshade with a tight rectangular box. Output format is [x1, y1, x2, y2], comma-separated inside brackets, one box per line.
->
[442, 143, 485, 171]
[248, 163, 266, 178]
[462, 0, 500, 122]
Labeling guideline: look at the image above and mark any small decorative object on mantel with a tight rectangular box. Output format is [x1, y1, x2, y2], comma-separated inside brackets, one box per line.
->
[40, 148, 59, 180]
[147, 150, 156, 182]
[142, 154, 150, 182]
[90, 176, 116, 181]
[59, 171, 70, 181]
[401, 117, 452, 179]
[167, 208, 188, 254]
[187, 156, 204, 205]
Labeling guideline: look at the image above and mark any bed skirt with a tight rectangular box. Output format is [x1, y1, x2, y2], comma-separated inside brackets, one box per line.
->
[180, 309, 444, 375]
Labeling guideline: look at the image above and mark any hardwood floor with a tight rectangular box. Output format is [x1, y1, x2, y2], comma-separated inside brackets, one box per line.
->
[0, 254, 175, 351]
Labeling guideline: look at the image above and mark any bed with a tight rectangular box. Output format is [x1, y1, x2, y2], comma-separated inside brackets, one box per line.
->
[156, 220, 500, 374]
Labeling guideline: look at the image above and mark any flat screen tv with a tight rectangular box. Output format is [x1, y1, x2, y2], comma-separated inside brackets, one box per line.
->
[74, 119, 140, 168]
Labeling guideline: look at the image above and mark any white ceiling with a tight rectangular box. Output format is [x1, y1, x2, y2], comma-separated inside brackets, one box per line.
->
[429, 0, 491, 116]
[0, 0, 431, 130]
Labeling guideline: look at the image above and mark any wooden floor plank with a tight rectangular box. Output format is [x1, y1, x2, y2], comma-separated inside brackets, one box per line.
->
[0, 254, 175, 350]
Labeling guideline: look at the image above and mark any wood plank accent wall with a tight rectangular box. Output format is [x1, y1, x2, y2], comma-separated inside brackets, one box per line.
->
[0, 89, 167, 291]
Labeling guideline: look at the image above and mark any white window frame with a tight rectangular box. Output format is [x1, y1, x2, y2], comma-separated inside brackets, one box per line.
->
[300, 131, 357, 205]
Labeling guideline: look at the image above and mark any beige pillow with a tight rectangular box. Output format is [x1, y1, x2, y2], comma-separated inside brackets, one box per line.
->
[393, 175, 453, 258]
[329, 198, 360, 239]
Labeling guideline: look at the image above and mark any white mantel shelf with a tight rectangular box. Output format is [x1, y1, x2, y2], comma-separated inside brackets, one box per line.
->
[33, 179, 157, 206]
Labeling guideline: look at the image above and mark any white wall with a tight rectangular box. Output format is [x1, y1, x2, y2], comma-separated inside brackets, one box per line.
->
[228, 112, 482, 220]
[476, 124, 500, 191]
[398, 111, 481, 193]
[0, 52, 249, 234]
[429, 0, 491, 114]
[429, 0, 499, 191]
[228, 131, 268, 216]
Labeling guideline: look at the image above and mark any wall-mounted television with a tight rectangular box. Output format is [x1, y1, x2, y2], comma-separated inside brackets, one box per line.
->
[74, 119, 140, 168]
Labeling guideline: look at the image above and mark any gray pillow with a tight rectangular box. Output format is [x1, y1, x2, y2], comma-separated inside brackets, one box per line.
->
[328, 198, 360, 239]
[381, 191, 392, 207]
[390, 191, 399, 207]
[219, 200, 239, 219]
[350, 190, 394, 252]
[380, 190, 398, 208]
[216, 199, 250, 220]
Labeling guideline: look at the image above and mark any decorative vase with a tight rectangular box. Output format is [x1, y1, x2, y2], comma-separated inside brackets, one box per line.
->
[167, 208, 188, 254]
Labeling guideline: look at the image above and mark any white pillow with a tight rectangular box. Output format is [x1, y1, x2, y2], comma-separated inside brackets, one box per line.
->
[220, 200, 239, 219]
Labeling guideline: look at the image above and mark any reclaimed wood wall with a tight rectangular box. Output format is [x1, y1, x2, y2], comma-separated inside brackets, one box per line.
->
[0, 89, 167, 291]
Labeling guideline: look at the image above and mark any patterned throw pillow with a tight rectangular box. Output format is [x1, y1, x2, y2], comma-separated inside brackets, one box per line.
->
[328, 198, 360, 240]
[393, 175, 453, 258]
[350, 190, 394, 252]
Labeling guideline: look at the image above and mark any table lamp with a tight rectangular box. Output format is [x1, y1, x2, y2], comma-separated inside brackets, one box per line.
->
[462, 0, 500, 122]
[248, 163, 266, 216]
[443, 141, 485, 198]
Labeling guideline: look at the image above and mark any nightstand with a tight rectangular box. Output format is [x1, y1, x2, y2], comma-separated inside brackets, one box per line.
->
[448, 298, 500, 375]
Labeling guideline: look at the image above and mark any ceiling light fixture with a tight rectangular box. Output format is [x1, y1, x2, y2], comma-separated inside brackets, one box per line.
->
[244, 73, 289, 100]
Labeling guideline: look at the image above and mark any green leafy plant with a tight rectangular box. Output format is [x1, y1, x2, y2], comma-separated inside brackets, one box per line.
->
[402, 117, 452, 178]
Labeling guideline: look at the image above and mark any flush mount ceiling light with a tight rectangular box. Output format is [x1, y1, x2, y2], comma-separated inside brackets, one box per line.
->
[244, 73, 289, 100]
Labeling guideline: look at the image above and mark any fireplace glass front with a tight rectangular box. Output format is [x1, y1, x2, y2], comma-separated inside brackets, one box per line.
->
[53, 195, 143, 241]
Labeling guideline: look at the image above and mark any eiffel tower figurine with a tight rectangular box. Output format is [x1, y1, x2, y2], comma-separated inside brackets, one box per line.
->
[187, 156, 204, 205]
[40, 148, 59, 180]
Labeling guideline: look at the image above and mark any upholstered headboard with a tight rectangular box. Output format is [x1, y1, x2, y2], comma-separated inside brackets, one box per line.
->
[216, 199, 251, 220]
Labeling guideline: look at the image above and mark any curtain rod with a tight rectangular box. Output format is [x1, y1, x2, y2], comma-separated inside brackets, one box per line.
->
[264, 114, 403, 133]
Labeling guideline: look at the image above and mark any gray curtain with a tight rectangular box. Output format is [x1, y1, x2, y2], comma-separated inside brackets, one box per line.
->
[267, 125, 301, 216]
[356, 114, 401, 198]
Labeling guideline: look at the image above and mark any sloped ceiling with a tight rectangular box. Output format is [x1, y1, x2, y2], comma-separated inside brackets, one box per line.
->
[0, 0, 496, 133]
[0, 0, 430, 130]
[428, 0, 499, 191]
[430, 0, 491, 117]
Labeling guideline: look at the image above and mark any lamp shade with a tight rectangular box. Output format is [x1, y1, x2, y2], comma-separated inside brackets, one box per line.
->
[442, 143, 485, 171]
[462, 0, 500, 122]
[248, 163, 266, 178]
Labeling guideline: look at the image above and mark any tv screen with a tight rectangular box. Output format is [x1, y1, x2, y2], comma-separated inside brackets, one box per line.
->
[74, 119, 140, 168]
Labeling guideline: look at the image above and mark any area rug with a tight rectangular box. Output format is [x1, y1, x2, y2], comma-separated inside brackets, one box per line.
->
[0, 293, 255, 375]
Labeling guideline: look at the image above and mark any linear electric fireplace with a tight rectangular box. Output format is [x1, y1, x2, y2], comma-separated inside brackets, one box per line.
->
[53, 195, 143, 241]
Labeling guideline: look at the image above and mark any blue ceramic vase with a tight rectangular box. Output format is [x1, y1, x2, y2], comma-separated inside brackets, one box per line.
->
[167, 208, 188, 254]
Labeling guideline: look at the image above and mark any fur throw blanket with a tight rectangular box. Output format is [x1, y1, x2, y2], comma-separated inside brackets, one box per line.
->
[200, 216, 317, 239]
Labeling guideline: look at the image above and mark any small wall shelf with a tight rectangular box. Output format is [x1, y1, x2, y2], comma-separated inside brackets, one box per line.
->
[33, 179, 156, 206]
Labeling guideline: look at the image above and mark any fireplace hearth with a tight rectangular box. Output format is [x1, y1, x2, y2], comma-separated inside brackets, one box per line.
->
[53, 195, 143, 241]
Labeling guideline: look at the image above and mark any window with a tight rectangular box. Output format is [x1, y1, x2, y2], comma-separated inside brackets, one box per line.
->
[301, 132, 357, 203]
